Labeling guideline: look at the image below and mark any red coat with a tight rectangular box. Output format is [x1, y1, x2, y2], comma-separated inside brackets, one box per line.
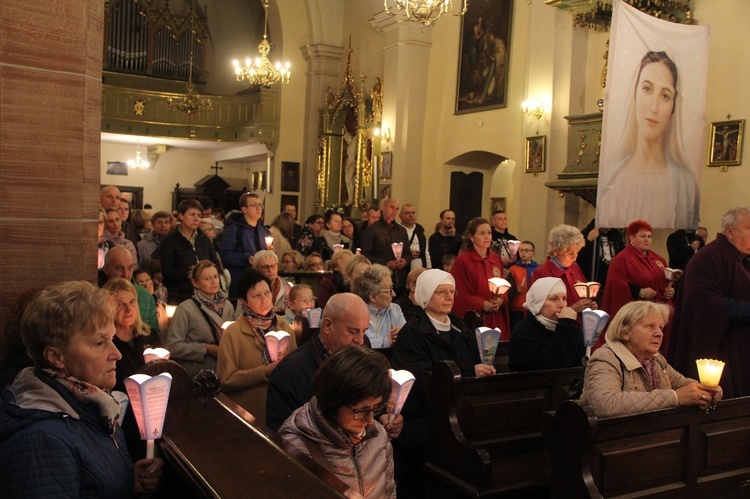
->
[450, 248, 511, 339]
[597, 245, 674, 352]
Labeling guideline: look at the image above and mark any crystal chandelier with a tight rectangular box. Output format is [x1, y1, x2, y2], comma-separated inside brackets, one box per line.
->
[232, 0, 291, 87]
[168, 2, 213, 115]
[383, 0, 468, 27]
[127, 143, 150, 170]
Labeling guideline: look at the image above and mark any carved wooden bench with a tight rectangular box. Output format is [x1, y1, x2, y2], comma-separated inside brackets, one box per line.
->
[544, 399, 750, 498]
[424, 360, 584, 498]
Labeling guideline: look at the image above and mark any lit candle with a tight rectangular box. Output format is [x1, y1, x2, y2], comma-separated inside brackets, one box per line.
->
[165, 305, 177, 319]
[487, 277, 511, 296]
[695, 358, 725, 387]
[264, 236, 274, 247]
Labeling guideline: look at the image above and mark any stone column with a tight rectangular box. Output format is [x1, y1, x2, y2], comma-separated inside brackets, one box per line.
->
[370, 11, 433, 208]
[0, 0, 103, 314]
[300, 44, 346, 216]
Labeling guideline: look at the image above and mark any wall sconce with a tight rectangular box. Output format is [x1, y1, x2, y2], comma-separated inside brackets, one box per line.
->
[522, 98, 544, 121]
[373, 126, 392, 144]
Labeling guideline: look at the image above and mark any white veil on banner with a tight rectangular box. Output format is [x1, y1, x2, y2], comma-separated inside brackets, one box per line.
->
[596, 0, 709, 229]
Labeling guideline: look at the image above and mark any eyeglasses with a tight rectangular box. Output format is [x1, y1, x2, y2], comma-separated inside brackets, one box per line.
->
[346, 403, 388, 420]
[135, 279, 153, 286]
[258, 263, 278, 272]
[380, 286, 395, 294]
[518, 248, 534, 253]
[434, 288, 457, 298]
[293, 296, 316, 303]
[245, 203, 263, 209]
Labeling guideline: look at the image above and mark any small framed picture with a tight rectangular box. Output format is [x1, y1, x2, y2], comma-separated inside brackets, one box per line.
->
[380, 152, 392, 179]
[378, 184, 391, 204]
[491, 197, 506, 214]
[525, 135, 546, 173]
[281, 161, 300, 191]
[106, 161, 128, 176]
[708, 119, 744, 167]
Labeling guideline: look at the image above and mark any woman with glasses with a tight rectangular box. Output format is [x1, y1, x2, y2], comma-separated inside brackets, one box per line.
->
[450, 217, 512, 338]
[252, 250, 288, 314]
[351, 264, 406, 349]
[166, 260, 235, 378]
[391, 269, 495, 497]
[508, 277, 585, 372]
[280, 250, 305, 272]
[278, 345, 396, 499]
[218, 268, 296, 425]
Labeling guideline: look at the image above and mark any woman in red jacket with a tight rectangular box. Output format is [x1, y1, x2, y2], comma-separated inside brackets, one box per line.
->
[597, 220, 675, 353]
[450, 217, 511, 339]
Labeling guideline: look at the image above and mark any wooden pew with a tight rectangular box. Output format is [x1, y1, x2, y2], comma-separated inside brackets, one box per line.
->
[424, 360, 584, 498]
[544, 399, 750, 498]
[139, 360, 354, 498]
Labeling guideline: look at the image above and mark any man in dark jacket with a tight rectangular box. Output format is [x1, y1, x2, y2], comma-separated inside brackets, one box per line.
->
[360, 198, 411, 297]
[219, 192, 271, 298]
[266, 293, 403, 438]
[666, 228, 703, 270]
[158, 198, 218, 304]
[490, 210, 518, 268]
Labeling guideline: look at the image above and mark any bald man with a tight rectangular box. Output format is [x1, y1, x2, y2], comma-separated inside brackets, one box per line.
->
[100, 246, 159, 334]
[360, 198, 411, 297]
[266, 293, 402, 438]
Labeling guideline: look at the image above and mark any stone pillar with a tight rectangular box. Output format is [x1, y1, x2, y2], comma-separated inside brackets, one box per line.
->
[0, 0, 104, 314]
[370, 11, 433, 208]
[300, 44, 346, 216]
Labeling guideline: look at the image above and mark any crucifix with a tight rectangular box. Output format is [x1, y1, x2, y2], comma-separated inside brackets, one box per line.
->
[210, 162, 223, 175]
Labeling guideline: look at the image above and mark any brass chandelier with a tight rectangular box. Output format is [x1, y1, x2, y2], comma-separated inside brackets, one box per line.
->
[383, 0, 468, 27]
[232, 0, 291, 87]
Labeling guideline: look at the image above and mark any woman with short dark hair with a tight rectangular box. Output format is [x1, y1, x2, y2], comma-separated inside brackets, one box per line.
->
[278, 346, 396, 498]
[217, 268, 295, 425]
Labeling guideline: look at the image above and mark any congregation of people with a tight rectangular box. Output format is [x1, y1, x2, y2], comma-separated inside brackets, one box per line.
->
[2, 183, 749, 497]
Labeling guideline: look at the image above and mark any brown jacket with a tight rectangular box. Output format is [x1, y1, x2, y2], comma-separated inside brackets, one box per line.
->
[217, 316, 295, 425]
[581, 341, 695, 418]
[278, 397, 396, 499]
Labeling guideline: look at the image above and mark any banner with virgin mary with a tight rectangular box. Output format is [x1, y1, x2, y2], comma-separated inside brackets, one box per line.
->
[596, 0, 710, 229]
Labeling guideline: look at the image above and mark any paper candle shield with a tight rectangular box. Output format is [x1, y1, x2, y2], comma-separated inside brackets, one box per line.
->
[124, 372, 173, 441]
[507, 240, 522, 256]
[332, 244, 344, 252]
[111, 390, 130, 427]
[581, 308, 610, 347]
[391, 242, 403, 260]
[487, 277, 511, 295]
[143, 347, 170, 363]
[264, 236, 274, 247]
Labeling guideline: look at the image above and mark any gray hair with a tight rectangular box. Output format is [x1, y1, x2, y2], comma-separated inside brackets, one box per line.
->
[605, 301, 671, 344]
[351, 264, 391, 303]
[547, 224, 585, 254]
[721, 207, 750, 231]
[252, 250, 278, 267]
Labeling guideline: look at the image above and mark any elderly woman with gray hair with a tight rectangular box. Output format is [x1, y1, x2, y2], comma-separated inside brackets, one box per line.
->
[582, 301, 722, 418]
[391, 269, 495, 498]
[508, 277, 585, 372]
[530, 224, 596, 313]
[351, 264, 406, 349]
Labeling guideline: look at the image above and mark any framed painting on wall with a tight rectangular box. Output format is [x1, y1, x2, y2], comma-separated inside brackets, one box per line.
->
[455, 0, 514, 114]
[525, 135, 546, 173]
[708, 119, 744, 167]
[281, 161, 300, 191]
[380, 152, 392, 179]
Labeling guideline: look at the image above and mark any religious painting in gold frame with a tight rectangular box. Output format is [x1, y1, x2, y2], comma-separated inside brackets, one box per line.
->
[707, 119, 744, 167]
[525, 135, 546, 173]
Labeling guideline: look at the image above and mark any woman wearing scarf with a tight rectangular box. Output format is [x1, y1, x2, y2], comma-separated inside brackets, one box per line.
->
[0, 281, 163, 496]
[217, 268, 296, 425]
[391, 269, 495, 498]
[508, 277, 585, 372]
[166, 260, 235, 378]
[312, 210, 352, 261]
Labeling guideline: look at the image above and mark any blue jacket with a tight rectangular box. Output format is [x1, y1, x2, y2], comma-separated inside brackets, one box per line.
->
[219, 211, 270, 298]
[0, 369, 133, 498]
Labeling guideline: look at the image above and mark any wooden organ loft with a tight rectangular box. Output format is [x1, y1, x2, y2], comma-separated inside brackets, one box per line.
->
[101, 0, 280, 145]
